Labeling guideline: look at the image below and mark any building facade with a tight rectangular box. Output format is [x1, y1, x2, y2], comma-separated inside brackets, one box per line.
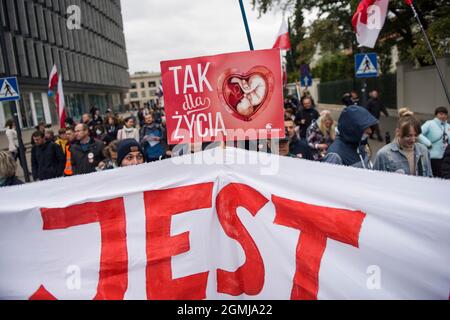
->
[0, 0, 130, 131]
[125, 72, 162, 108]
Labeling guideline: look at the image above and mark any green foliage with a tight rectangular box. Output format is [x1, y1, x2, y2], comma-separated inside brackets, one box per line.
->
[252, 0, 450, 78]
[312, 53, 354, 81]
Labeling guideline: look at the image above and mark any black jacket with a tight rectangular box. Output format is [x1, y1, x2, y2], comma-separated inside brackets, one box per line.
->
[0, 176, 24, 188]
[31, 141, 65, 181]
[366, 98, 389, 119]
[442, 145, 450, 179]
[289, 137, 314, 161]
[70, 139, 105, 175]
[104, 124, 120, 144]
[295, 108, 320, 139]
[342, 95, 360, 107]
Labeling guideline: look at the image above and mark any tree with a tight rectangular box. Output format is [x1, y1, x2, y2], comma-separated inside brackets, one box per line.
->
[251, 0, 450, 70]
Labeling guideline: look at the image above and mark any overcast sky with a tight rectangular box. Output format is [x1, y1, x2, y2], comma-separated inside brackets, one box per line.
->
[121, 0, 315, 74]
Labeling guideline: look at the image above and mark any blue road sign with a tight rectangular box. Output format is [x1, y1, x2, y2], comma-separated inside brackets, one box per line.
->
[355, 53, 378, 78]
[300, 75, 313, 87]
[0, 77, 20, 102]
[300, 64, 311, 77]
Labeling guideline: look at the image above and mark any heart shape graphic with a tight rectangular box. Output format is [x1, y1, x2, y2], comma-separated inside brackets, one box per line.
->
[217, 66, 275, 122]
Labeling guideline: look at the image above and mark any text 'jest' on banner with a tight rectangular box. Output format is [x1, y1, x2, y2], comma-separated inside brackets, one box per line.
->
[0, 148, 449, 300]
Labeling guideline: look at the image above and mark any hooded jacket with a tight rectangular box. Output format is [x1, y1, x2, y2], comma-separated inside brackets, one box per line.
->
[323, 106, 378, 168]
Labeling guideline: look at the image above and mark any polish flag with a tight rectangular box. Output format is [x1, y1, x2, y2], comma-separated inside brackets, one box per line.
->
[55, 75, 67, 128]
[352, 0, 389, 48]
[48, 64, 58, 91]
[273, 19, 291, 50]
[48, 65, 66, 128]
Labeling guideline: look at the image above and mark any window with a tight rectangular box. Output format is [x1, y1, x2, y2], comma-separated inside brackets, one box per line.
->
[49, 98, 60, 126]
[141, 91, 146, 98]
[33, 93, 46, 124]
[148, 81, 156, 88]
[130, 92, 138, 99]
[131, 82, 137, 89]
[19, 93, 34, 128]
[149, 89, 157, 96]
[65, 94, 84, 121]
[1, 101, 15, 128]
[140, 82, 145, 89]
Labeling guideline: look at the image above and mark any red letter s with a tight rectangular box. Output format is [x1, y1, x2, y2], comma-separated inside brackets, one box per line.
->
[216, 183, 269, 296]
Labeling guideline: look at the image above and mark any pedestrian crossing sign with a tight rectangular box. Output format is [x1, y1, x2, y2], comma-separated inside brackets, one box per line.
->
[0, 77, 20, 102]
[355, 53, 378, 78]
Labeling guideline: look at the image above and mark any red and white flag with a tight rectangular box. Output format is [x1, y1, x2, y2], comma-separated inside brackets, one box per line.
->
[273, 19, 291, 51]
[48, 65, 66, 128]
[48, 64, 58, 91]
[352, 0, 389, 48]
[55, 76, 66, 128]
[404, 0, 413, 6]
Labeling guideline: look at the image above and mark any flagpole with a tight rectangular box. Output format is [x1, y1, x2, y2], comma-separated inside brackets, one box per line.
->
[0, 22, 31, 182]
[407, 2, 450, 104]
[238, 0, 254, 51]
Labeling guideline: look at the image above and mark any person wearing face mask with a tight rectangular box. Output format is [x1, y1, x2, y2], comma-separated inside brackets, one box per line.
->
[93, 125, 107, 143]
[373, 108, 433, 177]
[418, 106, 449, 178]
[323, 106, 378, 168]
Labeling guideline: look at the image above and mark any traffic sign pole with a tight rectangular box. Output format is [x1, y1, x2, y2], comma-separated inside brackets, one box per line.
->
[0, 24, 31, 182]
[14, 100, 30, 182]
[360, 48, 368, 108]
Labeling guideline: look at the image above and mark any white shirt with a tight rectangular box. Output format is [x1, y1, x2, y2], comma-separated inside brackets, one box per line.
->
[5, 128, 18, 152]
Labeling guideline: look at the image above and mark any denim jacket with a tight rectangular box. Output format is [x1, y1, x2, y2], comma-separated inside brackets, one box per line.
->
[373, 141, 433, 177]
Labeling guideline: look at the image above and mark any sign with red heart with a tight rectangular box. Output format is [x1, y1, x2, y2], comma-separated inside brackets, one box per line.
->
[218, 66, 275, 122]
[161, 49, 285, 144]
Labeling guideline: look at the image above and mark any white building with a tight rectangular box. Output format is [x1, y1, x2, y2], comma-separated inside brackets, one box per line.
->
[125, 72, 162, 108]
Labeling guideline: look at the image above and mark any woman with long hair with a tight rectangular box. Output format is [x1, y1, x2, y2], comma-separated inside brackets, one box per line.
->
[104, 115, 120, 144]
[0, 151, 23, 187]
[117, 117, 139, 143]
[373, 108, 433, 177]
[307, 112, 336, 161]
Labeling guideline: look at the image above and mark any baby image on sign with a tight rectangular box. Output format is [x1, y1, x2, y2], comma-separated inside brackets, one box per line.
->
[160, 49, 285, 144]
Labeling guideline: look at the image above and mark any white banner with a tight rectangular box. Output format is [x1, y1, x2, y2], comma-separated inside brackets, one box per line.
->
[0, 148, 449, 300]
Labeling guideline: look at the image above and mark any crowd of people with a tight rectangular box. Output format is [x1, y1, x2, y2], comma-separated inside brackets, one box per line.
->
[282, 90, 449, 179]
[1, 91, 450, 188]
[1, 103, 170, 187]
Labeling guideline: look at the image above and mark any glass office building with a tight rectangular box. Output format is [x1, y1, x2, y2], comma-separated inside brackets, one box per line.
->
[0, 0, 130, 129]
